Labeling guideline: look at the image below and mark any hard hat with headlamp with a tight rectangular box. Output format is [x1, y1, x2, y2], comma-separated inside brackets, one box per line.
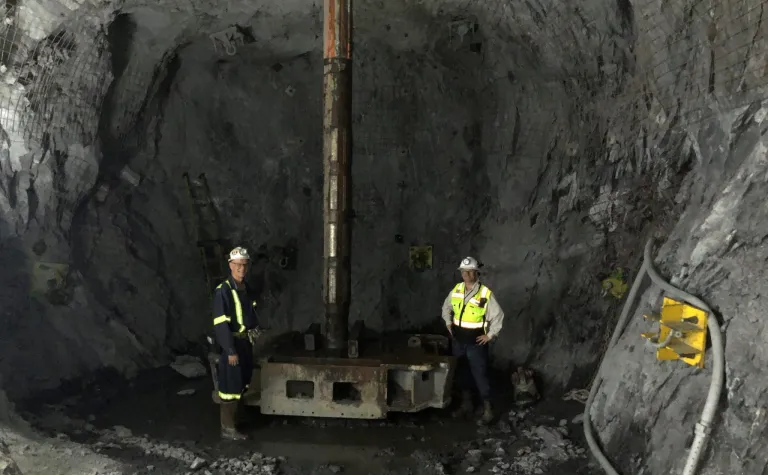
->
[228, 247, 250, 262]
[458, 256, 480, 271]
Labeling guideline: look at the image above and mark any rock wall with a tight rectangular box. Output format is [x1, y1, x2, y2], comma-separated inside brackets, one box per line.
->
[0, 0, 766, 472]
[0, 0, 691, 397]
[590, 0, 768, 473]
[593, 105, 768, 475]
[0, 0, 155, 399]
[73, 0, 683, 396]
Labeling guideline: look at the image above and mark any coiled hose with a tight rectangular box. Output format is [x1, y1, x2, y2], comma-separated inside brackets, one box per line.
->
[583, 238, 725, 475]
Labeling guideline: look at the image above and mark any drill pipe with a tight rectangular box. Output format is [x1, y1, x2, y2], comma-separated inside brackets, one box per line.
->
[322, 0, 352, 351]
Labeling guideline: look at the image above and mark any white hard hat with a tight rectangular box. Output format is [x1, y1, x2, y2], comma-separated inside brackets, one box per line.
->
[228, 247, 250, 262]
[458, 256, 480, 271]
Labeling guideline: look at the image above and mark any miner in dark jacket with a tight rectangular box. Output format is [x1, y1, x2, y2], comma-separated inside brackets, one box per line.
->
[213, 246, 260, 440]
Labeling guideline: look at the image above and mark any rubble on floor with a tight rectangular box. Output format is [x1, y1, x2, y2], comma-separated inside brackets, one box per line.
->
[562, 389, 589, 404]
[87, 425, 280, 474]
[1, 427, 125, 475]
[328, 407, 591, 475]
[169, 356, 208, 379]
[446, 409, 589, 475]
[203, 453, 281, 474]
[0, 441, 22, 475]
[17, 396, 593, 475]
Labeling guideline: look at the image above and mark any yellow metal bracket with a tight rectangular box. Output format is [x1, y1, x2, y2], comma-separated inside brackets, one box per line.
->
[641, 297, 708, 368]
[30, 262, 68, 298]
[601, 268, 629, 299]
[409, 245, 433, 271]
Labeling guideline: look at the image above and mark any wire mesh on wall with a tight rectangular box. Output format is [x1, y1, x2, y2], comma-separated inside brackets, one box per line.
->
[472, 0, 767, 130]
[0, 0, 764, 150]
[0, 0, 207, 151]
[0, 4, 112, 148]
[637, 0, 768, 124]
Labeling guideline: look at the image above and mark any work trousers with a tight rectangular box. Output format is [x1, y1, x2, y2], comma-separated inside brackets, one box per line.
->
[217, 337, 253, 401]
[452, 339, 491, 401]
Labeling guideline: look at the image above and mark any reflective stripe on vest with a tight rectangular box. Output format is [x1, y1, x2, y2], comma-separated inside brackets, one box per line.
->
[451, 282, 491, 330]
[212, 280, 246, 334]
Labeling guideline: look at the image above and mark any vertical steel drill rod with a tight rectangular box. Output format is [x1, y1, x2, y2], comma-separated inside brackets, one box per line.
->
[322, 0, 352, 350]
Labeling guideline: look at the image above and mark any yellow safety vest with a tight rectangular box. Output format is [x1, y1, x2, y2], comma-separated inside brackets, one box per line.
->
[451, 282, 492, 331]
[212, 280, 256, 335]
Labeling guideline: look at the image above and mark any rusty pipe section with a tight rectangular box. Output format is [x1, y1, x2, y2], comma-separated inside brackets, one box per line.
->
[322, 0, 352, 351]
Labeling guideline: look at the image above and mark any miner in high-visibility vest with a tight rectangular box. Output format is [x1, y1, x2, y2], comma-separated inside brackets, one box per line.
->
[441, 256, 505, 424]
[212, 246, 260, 440]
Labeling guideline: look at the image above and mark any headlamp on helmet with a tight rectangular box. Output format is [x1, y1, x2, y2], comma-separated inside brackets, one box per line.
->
[457, 256, 480, 271]
[228, 247, 250, 262]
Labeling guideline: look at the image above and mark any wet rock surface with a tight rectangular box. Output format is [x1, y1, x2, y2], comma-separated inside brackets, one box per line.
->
[9, 370, 596, 475]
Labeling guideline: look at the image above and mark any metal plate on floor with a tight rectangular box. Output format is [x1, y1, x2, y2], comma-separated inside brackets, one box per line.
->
[259, 359, 387, 419]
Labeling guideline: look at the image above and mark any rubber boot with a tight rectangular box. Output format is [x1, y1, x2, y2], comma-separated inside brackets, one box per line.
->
[220, 402, 247, 440]
[480, 400, 494, 425]
[453, 391, 474, 418]
[236, 400, 248, 427]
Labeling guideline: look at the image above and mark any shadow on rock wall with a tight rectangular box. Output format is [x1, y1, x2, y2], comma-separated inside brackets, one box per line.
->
[0, 235, 33, 388]
[0, 137, 163, 400]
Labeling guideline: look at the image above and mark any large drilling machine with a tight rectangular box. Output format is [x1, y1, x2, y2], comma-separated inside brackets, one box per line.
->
[207, 0, 456, 420]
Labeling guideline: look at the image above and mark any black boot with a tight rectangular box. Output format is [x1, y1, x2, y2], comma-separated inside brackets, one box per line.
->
[220, 402, 247, 440]
[480, 400, 494, 425]
[453, 391, 474, 418]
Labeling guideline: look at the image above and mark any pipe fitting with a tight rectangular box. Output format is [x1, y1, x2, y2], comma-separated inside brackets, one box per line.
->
[695, 421, 712, 435]
[648, 331, 674, 349]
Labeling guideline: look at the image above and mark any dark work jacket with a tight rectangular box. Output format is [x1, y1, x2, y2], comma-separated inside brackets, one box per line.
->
[212, 276, 259, 355]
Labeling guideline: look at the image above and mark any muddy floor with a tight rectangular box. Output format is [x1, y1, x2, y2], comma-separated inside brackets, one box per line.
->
[17, 367, 601, 475]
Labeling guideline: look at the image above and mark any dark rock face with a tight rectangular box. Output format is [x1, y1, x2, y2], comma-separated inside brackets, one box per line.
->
[0, 0, 764, 473]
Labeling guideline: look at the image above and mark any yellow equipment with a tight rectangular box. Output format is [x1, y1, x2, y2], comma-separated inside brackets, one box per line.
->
[409, 245, 433, 271]
[641, 297, 709, 368]
[601, 268, 628, 299]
